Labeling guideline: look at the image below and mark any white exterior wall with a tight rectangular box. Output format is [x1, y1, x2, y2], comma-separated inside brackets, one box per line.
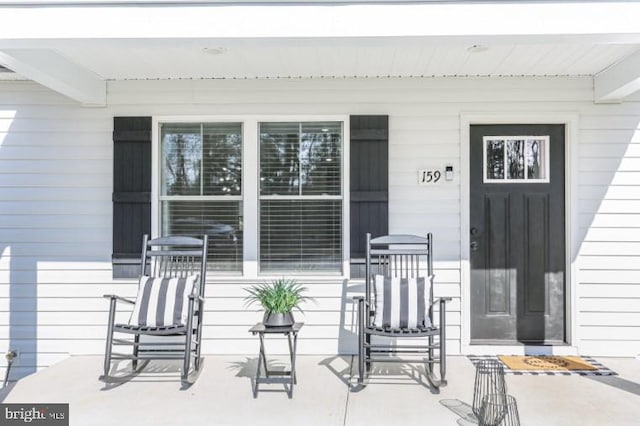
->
[576, 94, 640, 357]
[1, 76, 639, 379]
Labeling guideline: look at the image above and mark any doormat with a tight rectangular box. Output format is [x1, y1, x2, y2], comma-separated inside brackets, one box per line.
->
[467, 355, 617, 376]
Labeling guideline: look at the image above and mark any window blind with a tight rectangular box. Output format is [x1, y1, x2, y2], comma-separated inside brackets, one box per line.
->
[260, 200, 341, 272]
[161, 200, 242, 272]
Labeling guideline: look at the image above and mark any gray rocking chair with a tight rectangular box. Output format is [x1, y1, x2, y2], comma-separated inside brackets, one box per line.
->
[101, 234, 208, 386]
[355, 233, 451, 388]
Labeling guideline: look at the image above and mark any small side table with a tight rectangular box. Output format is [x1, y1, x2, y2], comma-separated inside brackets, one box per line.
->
[249, 322, 303, 399]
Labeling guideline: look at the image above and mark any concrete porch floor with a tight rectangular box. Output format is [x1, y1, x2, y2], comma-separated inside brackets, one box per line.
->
[2, 355, 640, 425]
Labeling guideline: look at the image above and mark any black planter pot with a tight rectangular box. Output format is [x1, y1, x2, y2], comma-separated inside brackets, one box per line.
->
[263, 312, 294, 327]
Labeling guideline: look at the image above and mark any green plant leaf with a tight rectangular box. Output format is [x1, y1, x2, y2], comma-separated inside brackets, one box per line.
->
[244, 278, 310, 314]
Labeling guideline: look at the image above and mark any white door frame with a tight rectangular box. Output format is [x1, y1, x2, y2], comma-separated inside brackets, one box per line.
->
[460, 112, 580, 355]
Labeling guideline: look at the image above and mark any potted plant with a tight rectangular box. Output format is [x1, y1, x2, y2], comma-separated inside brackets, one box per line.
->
[244, 278, 309, 327]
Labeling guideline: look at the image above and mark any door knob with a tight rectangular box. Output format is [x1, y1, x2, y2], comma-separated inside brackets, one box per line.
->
[470, 241, 479, 251]
[470, 227, 479, 236]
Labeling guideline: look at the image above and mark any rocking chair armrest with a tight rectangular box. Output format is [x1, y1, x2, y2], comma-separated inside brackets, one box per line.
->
[103, 294, 135, 305]
[353, 296, 371, 308]
[354, 296, 376, 324]
[429, 297, 452, 308]
[188, 294, 205, 304]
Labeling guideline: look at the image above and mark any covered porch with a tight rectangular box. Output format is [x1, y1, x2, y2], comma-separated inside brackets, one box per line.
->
[2, 0, 640, 384]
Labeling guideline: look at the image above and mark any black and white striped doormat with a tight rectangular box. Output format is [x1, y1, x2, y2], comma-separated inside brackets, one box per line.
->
[467, 355, 617, 376]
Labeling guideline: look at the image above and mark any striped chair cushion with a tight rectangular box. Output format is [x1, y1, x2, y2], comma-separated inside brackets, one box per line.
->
[373, 275, 432, 329]
[130, 275, 199, 327]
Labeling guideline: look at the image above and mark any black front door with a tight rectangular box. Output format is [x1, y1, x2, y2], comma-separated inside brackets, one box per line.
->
[470, 124, 566, 344]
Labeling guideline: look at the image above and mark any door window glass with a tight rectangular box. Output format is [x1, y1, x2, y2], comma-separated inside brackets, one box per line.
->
[483, 136, 549, 183]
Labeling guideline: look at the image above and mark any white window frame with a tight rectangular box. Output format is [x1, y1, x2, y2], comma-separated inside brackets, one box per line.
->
[257, 120, 345, 275]
[152, 115, 350, 279]
[153, 118, 245, 273]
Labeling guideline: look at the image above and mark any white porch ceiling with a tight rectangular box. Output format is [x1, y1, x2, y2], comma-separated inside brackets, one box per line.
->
[53, 39, 640, 81]
[1, 1, 640, 105]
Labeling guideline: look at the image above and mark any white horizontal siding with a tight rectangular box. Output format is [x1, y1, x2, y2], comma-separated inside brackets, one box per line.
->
[577, 104, 640, 357]
[0, 84, 114, 379]
[578, 256, 640, 270]
[1, 75, 640, 379]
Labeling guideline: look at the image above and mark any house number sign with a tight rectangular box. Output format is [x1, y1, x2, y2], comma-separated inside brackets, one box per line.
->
[418, 166, 453, 185]
[419, 169, 442, 184]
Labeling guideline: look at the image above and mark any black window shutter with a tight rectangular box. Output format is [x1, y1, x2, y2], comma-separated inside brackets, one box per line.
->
[350, 115, 389, 274]
[112, 117, 152, 278]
